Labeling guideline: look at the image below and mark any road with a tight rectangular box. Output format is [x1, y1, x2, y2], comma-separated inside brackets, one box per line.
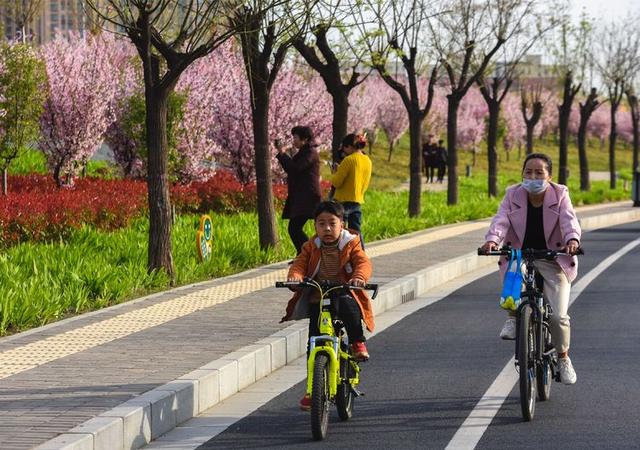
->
[150, 222, 640, 449]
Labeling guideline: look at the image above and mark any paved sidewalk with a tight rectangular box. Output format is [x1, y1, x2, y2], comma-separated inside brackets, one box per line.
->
[1, 202, 638, 449]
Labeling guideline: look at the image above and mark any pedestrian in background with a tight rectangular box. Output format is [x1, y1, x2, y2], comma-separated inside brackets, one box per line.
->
[436, 139, 447, 183]
[275, 126, 321, 256]
[422, 134, 437, 183]
[331, 133, 372, 246]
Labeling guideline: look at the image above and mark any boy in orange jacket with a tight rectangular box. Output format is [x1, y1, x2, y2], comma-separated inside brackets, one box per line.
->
[281, 201, 374, 410]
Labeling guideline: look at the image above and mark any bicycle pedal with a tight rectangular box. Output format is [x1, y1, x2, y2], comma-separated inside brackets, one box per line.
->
[350, 387, 365, 397]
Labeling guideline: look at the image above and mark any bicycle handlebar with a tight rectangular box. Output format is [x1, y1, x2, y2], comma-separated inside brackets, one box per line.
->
[275, 279, 379, 299]
[477, 247, 584, 258]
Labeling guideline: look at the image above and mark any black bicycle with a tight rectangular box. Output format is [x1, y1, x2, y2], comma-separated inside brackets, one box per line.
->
[478, 246, 583, 421]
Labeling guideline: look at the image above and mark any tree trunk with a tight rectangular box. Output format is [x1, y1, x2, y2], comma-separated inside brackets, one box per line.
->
[446, 97, 460, 205]
[387, 140, 394, 162]
[557, 73, 577, 186]
[609, 104, 618, 189]
[145, 89, 175, 282]
[407, 108, 423, 217]
[577, 90, 599, 192]
[251, 88, 279, 249]
[577, 113, 591, 192]
[558, 108, 569, 185]
[331, 91, 349, 165]
[558, 106, 570, 184]
[525, 124, 535, 155]
[486, 101, 499, 197]
[53, 163, 62, 187]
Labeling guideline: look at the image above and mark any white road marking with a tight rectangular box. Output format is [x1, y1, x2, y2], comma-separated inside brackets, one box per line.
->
[445, 237, 640, 450]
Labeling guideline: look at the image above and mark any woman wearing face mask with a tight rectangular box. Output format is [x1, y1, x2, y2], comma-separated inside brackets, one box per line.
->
[480, 153, 581, 385]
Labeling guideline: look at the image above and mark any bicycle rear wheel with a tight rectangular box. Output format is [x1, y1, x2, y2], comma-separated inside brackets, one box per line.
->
[536, 324, 553, 401]
[517, 304, 536, 421]
[311, 354, 330, 440]
[336, 358, 355, 421]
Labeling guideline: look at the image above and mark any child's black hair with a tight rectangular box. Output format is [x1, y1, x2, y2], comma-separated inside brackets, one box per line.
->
[313, 201, 344, 220]
[522, 152, 553, 175]
[341, 133, 366, 150]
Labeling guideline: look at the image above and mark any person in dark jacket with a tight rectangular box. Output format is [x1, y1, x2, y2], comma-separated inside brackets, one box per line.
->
[422, 134, 437, 183]
[275, 126, 321, 255]
[435, 139, 447, 183]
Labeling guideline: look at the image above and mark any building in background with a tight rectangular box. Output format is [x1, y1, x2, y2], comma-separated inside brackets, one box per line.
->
[2, 0, 94, 44]
[493, 54, 559, 90]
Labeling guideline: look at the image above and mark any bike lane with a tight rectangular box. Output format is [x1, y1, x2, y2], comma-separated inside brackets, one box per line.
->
[476, 222, 640, 449]
[184, 222, 640, 450]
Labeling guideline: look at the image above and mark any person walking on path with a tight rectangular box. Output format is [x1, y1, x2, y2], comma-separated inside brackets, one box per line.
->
[435, 139, 447, 183]
[422, 134, 437, 183]
[480, 152, 582, 385]
[275, 126, 321, 255]
[331, 133, 372, 245]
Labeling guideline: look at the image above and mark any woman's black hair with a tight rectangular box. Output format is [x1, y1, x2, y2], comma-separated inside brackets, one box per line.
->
[313, 201, 344, 220]
[341, 133, 366, 150]
[291, 126, 314, 142]
[522, 152, 552, 175]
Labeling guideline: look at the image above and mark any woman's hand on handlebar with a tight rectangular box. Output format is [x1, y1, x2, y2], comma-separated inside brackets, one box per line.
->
[564, 239, 580, 256]
[349, 277, 365, 287]
[480, 241, 498, 253]
[287, 276, 303, 283]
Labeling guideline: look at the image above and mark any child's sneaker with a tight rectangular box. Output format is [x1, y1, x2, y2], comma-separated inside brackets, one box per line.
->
[351, 341, 369, 361]
[299, 393, 311, 411]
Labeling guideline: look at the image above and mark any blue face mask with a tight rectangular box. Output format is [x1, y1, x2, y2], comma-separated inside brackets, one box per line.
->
[522, 178, 548, 194]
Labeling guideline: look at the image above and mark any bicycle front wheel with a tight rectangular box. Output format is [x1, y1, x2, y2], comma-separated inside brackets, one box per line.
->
[311, 353, 330, 440]
[517, 304, 536, 421]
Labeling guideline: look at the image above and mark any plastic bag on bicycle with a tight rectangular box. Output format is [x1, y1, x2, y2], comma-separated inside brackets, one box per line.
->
[500, 249, 523, 311]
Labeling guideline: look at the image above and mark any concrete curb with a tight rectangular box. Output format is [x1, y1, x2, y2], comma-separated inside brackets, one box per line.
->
[35, 205, 640, 450]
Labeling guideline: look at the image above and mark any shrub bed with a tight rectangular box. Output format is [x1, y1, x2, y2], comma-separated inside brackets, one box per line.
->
[0, 172, 331, 247]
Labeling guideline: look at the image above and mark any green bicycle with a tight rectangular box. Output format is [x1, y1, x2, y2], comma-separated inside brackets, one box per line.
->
[275, 278, 378, 440]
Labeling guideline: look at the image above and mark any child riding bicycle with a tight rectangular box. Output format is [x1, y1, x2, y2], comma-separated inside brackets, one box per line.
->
[480, 153, 581, 385]
[280, 201, 374, 410]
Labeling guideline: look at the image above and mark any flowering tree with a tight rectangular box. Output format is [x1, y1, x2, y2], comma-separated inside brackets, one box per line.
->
[502, 92, 526, 157]
[587, 104, 610, 149]
[292, 3, 368, 164]
[348, 77, 384, 135]
[103, 42, 143, 178]
[39, 33, 118, 186]
[456, 87, 487, 167]
[0, 42, 47, 195]
[423, 87, 448, 138]
[197, 44, 332, 184]
[269, 67, 332, 168]
[86, 0, 240, 280]
[376, 83, 409, 161]
[360, 0, 440, 217]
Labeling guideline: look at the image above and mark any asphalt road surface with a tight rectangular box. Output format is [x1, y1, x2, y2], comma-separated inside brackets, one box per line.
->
[195, 222, 640, 450]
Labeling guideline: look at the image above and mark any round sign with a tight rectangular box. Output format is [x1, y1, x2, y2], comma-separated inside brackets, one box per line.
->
[196, 215, 214, 262]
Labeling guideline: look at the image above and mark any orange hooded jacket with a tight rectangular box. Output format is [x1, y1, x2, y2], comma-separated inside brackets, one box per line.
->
[281, 229, 374, 332]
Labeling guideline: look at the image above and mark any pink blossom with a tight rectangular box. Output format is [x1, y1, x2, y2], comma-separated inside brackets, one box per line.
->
[39, 32, 121, 183]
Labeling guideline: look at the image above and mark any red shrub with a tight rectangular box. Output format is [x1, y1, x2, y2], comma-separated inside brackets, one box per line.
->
[0, 175, 147, 247]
